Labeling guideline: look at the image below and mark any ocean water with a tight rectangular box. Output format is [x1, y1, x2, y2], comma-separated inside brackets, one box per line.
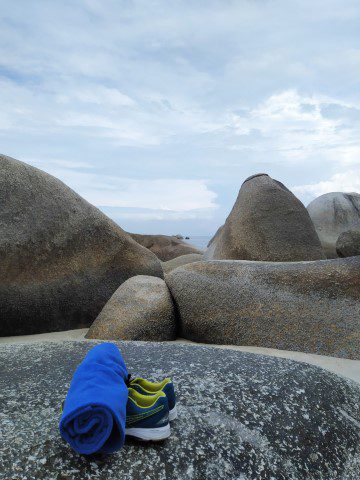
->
[183, 235, 212, 251]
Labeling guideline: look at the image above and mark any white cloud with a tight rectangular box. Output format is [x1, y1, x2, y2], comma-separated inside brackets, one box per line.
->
[1, 1, 360, 233]
[293, 169, 360, 198]
[56, 113, 162, 146]
[229, 89, 360, 165]
[27, 158, 94, 169]
[108, 209, 216, 221]
[25, 159, 218, 214]
[57, 86, 136, 108]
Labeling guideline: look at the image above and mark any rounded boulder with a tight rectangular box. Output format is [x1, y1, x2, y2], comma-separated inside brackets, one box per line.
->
[336, 230, 360, 257]
[307, 192, 360, 258]
[86, 275, 176, 341]
[0, 155, 163, 336]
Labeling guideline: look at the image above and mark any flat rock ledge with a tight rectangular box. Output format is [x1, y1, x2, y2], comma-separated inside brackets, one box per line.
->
[1, 341, 359, 480]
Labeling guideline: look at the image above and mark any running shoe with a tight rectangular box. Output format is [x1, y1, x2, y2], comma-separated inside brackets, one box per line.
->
[128, 376, 177, 421]
[125, 387, 170, 441]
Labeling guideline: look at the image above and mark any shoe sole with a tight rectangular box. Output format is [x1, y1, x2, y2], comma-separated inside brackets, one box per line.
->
[125, 424, 171, 441]
[169, 405, 177, 421]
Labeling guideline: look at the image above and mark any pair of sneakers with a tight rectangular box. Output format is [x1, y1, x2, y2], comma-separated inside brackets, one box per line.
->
[125, 375, 177, 441]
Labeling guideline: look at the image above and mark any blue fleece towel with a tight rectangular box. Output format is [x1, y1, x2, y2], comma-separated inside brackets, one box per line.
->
[59, 343, 128, 455]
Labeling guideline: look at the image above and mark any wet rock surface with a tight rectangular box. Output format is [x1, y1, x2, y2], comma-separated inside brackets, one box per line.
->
[0, 155, 163, 336]
[166, 257, 360, 359]
[86, 276, 176, 341]
[1, 341, 359, 480]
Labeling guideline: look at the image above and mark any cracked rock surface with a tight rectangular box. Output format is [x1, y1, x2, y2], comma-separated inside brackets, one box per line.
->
[1, 341, 359, 480]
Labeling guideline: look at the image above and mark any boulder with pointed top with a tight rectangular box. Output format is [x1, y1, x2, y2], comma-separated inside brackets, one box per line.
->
[205, 174, 325, 261]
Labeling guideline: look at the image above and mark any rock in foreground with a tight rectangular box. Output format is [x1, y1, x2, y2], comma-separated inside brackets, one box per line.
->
[0, 155, 163, 336]
[307, 192, 360, 258]
[130, 233, 203, 261]
[166, 257, 360, 359]
[86, 276, 176, 341]
[205, 173, 325, 262]
[1, 341, 359, 480]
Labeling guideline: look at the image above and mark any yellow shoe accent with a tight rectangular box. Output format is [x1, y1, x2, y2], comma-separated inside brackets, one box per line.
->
[127, 387, 166, 409]
[130, 377, 171, 394]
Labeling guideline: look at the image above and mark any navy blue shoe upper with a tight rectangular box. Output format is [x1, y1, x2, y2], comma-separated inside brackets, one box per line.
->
[126, 394, 169, 429]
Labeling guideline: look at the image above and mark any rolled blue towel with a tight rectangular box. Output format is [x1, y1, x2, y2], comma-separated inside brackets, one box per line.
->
[59, 343, 128, 455]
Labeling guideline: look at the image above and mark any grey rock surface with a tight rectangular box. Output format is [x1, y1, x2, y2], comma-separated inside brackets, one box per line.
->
[1, 341, 359, 480]
[307, 192, 360, 258]
[86, 276, 176, 341]
[205, 224, 224, 258]
[162, 253, 203, 273]
[0, 155, 163, 336]
[166, 257, 360, 359]
[205, 173, 325, 262]
[130, 233, 203, 261]
[336, 230, 360, 258]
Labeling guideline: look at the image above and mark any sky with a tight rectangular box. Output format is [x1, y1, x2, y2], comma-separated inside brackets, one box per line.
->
[1, 0, 360, 236]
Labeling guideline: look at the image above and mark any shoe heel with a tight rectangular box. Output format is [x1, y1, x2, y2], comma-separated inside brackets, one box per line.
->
[169, 405, 177, 421]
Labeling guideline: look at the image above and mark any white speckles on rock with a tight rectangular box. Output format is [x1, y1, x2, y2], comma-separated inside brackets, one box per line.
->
[1, 341, 359, 479]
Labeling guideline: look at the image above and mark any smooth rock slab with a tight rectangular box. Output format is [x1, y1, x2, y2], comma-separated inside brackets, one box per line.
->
[166, 257, 360, 359]
[1, 341, 359, 480]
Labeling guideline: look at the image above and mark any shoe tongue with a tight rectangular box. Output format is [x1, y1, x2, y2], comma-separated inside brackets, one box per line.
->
[125, 373, 132, 387]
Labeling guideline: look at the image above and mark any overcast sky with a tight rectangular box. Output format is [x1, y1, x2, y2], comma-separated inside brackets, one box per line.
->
[1, 0, 360, 235]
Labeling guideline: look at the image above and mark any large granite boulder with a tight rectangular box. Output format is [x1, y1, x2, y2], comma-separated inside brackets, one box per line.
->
[86, 275, 176, 341]
[336, 230, 360, 258]
[205, 224, 224, 259]
[162, 253, 203, 273]
[307, 192, 360, 258]
[0, 155, 163, 336]
[205, 174, 325, 261]
[166, 257, 360, 359]
[130, 233, 202, 261]
[1, 341, 359, 479]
